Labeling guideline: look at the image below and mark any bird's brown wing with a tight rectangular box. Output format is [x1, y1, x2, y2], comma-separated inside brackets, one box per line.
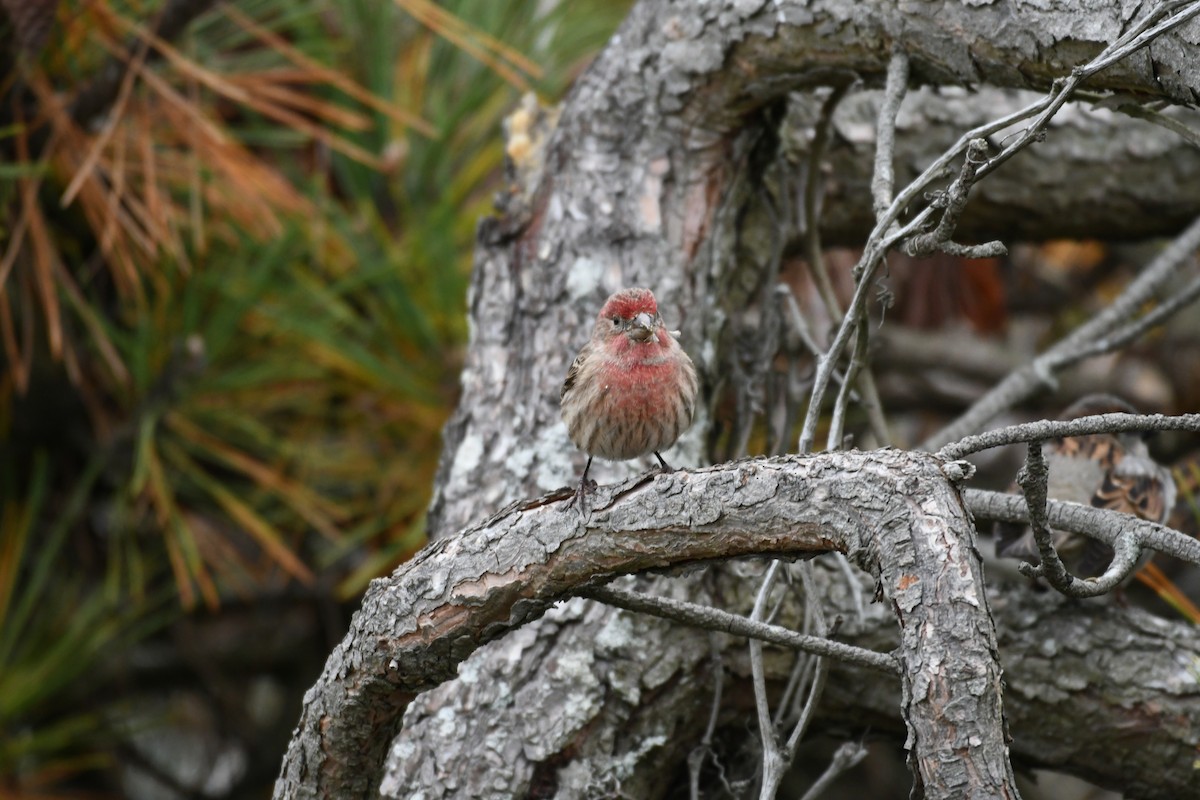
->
[1099, 471, 1169, 523]
[1075, 470, 1166, 577]
[1055, 432, 1121, 470]
[560, 344, 589, 402]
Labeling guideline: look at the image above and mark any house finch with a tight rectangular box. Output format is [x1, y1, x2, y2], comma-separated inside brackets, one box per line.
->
[560, 288, 699, 501]
[995, 394, 1176, 578]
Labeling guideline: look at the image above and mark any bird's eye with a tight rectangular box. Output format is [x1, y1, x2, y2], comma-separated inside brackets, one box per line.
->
[611, 317, 620, 325]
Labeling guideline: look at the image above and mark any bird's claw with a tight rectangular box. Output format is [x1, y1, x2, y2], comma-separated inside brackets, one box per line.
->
[567, 476, 598, 517]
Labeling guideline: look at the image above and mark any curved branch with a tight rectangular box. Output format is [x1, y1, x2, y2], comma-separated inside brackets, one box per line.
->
[275, 450, 1014, 800]
[818, 589, 1200, 800]
[965, 488, 1200, 565]
[939, 412, 1200, 460]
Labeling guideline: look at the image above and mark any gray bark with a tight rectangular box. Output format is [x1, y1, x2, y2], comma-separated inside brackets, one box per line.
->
[800, 87, 1200, 245]
[277, 0, 1200, 798]
[277, 451, 1015, 799]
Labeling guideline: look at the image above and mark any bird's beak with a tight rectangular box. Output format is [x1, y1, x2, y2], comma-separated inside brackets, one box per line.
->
[628, 312, 655, 343]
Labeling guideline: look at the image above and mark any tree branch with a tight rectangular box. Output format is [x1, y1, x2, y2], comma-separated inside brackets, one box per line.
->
[939, 411, 1200, 460]
[964, 488, 1200, 565]
[276, 450, 1013, 799]
[392, 1, 1200, 797]
[579, 586, 900, 672]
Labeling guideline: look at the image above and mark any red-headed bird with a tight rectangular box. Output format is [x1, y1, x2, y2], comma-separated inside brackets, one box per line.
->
[560, 288, 699, 502]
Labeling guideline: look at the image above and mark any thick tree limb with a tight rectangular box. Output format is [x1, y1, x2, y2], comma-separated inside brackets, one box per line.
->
[276, 450, 1016, 799]
[799, 87, 1200, 245]
[274, 454, 1200, 798]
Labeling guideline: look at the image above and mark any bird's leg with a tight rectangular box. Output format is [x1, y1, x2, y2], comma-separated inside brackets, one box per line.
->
[581, 456, 596, 489]
[569, 456, 597, 514]
[653, 452, 673, 472]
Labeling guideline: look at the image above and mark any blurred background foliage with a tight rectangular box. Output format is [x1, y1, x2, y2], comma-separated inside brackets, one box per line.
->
[0, 0, 628, 795]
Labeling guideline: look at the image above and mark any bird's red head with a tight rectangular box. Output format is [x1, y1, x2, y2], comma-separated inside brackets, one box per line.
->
[598, 288, 658, 321]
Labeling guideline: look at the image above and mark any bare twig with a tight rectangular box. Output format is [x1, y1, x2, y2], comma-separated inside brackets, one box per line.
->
[826, 321, 869, 450]
[938, 411, 1200, 461]
[795, 84, 867, 456]
[798, 238, 893, 453]
[1013, 440, 1118, 597]
[1016, 533, 1144, 596]
[577, 584, 900, 674]
[872, 47, 910, 221]
[902, 139, 1007, 258]
[965, 488, 1200, 566]
[749, 561, 786, 798]
[975, 0, 1200, 182]
[781, 565, 830, 754]
[774, 646, 816, 727]
[1047, 270, 1200, 366]
[1101, 98, 1200, 149]
[798, 741, 870, 800]
[831, 551, 867, 622]
[804, 84, 854, 319]
[687, 636, 725, 800]
[923, 183, 1200, 451]
[1011, 435, 1147, 597]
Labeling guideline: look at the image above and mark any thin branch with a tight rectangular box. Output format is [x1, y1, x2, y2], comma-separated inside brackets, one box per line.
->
[804, 5, 1200, 453]
[902, 139, 1007, 258]
[804, 84, 854, 319]
[775, 644, 816, 727]
[872, 47, 910, 221]
[1104, 99, 1200, 149]
[974, 0, 1200, 182]
[785, 655, 830, 753]
[827, 63, 894, 449]
[1016, 532, 1144, 596]
[782, 565, 830, 755]
[964, 488, 1200, 566]
[687, 635, 725, 800]
[749, 561, 787, 798]
[1047, 270, 1200, 366]
[1013, 440, 1116, 597]
[938, 411, 1200, 461]
[798, 741, 870, 800]
[578, 583, 900, 674]
[798, 239, 890, 452]
[826, 320, 869, 450]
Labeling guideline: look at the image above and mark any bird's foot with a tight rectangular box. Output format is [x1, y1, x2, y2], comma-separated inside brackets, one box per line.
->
[567, 476, 598, 517]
